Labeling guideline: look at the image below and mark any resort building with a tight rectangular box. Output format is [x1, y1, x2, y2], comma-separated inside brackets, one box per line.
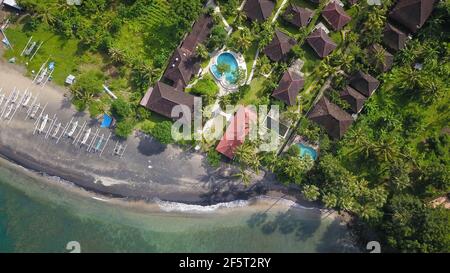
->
[308, 97, 353, 139]
[139, 81, 196, 124]
[140, 14, 213, 119]
[282, 4, 314, 28]
[382, 23, 408, 52]
[339, 85, 367, 114]
[263, 29, 297, 62]
[243, 0, 275, 22]
[181, 14, 214, 52]
[367, 44, 394, 72]
[1, 0, 21, 10]
[272, 70, 304, 106]
[216, 107, 257, 159]
[163, 47, 200, 91]
[306, 28, 337, 58]
[389, 0, 436, 33]
[349, 71, 380, 97]
[321, 1, 351, 31]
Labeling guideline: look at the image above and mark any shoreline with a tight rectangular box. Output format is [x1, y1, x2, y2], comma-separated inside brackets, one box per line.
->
[0, 49, 342, 220]
[0, 59, 320, 207]
[0, 154, 338, 220]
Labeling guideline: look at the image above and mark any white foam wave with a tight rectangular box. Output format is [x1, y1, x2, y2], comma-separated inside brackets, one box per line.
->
[155, 198, 250, 213]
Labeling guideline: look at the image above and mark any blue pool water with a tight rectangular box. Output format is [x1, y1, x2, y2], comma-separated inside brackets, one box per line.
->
[211, 52, 239, 84]
[297, 143, 318, 161]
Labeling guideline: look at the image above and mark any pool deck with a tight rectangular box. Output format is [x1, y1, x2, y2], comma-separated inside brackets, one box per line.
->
[209, 50, 247, 92]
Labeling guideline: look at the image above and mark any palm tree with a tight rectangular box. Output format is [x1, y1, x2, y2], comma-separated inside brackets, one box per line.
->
[216, 63, 231, 75]
[361, 7, 386, 45]
[317, 62, 338, 80]
[234, 167, 251, 186]
[235, 27, 253, 51]
[109, 47, 126, 64]
[235, 10, 247, 27]
[370, 136, 399, 163]
[196, 43, 209, 60]
[234, 142, 260, 173]
[369, 45, 388, 72]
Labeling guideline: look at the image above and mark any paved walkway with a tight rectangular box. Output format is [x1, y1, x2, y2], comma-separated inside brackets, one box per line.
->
[272, 0, 289, 23]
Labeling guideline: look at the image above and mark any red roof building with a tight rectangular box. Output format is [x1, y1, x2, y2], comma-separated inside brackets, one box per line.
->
[216, 107, 257, 159]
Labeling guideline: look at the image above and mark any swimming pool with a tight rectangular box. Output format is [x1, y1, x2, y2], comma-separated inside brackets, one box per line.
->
[210, 52, 239, 85]
[296, 143, 318, 161]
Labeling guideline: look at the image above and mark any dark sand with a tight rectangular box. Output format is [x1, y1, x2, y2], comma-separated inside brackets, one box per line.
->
[0, 60, 310, 205]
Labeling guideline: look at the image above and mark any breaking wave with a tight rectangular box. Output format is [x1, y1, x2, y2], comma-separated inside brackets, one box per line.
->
[154, 198, 250, 213]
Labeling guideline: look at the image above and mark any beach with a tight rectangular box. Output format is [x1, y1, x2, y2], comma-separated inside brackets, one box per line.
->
[0, 155, 358, 252]
[0, 59, 313, 206]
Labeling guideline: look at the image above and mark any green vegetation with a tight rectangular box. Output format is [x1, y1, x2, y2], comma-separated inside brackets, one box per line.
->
[287, 2, 449, 252]
[206, 150, 221, 168]
[6, 0, 204, 139]
[150, 121, 174, 145]
[207, 24, 228, 51]
[190, 75, 219, 105]
[71, 70, 104, 111]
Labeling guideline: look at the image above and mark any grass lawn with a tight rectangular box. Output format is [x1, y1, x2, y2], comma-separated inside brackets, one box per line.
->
[243, 41, 258, 78]
[291, 0, 317, 10]
[3, 24, 96, 86]
[329, 30, 343, 45]
[299, 43, 320, 74]
[238, 76, 266, 105]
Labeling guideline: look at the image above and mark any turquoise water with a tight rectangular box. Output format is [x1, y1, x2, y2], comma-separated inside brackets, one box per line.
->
[211, 52, 239, 84]
[297, 143, 318, 161]
[0, 159, 356, 253]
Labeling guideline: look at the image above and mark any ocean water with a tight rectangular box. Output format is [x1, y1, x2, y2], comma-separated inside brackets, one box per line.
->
[0, 159, 358, 253]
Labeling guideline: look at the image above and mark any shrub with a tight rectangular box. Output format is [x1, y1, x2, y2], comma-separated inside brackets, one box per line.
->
[207, 150, 221, 168]
[111, 98, 132, 121]
[115, 120, 134, 139]
[151, 121, 174, 144]
[191, 77, 219, 98]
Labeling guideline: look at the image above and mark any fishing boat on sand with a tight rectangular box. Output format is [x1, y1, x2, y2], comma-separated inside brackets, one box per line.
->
[81, 128, 91, 145]
[67, 121, 78, 137]
[38, 114, 49, 133]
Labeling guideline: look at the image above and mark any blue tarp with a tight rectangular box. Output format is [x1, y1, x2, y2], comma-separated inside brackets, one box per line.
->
[101, 114, 112, 128]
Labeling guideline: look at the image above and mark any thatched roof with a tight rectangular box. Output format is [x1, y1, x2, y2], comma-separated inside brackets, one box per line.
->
[321, 1, 351, 31]
[272, 70, 304, 105]
[389, 0, 436, 33]
[243, 0, 275, 22]
[349, 71, 380, 97]
[306, 28, 337, 58]
[263, 29, 297, 61]
[140, 81, 196, 123]
[283, 4, 314, 28]
[308, 97, 353, 139]
[339, 85, 367, 114]
[383, 23, 408, 52]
